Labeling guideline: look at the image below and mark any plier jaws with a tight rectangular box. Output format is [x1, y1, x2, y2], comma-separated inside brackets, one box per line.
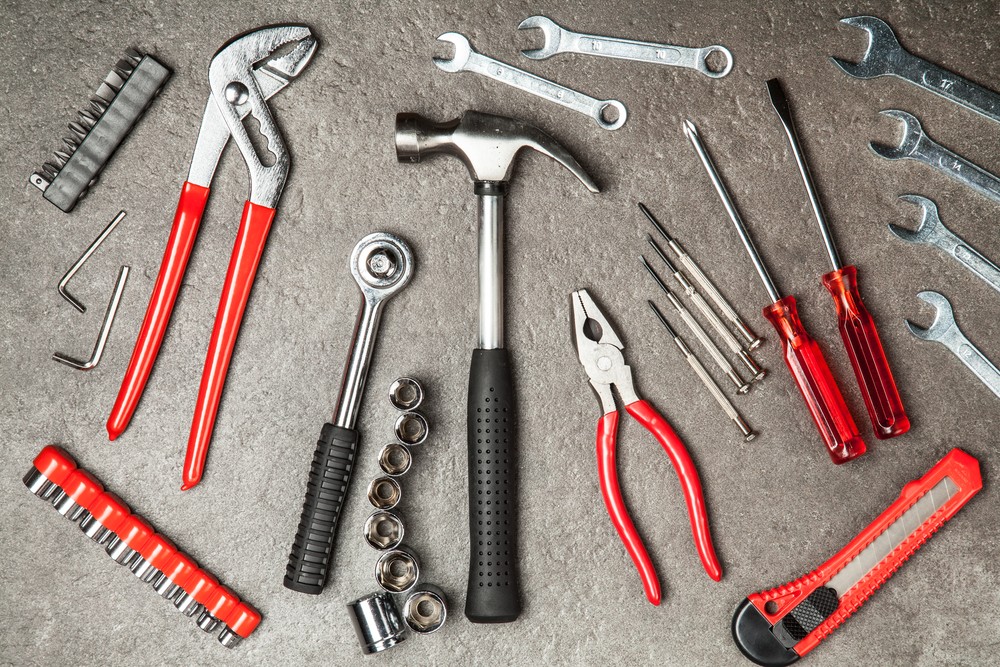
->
[571, 289, 722, 606]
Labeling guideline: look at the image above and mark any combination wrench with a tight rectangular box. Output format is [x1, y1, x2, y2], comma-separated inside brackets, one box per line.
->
[517, 15, 733, 78]
[892, 195, 1000, 297]
[286, 233, 414, 594]
[833, 16, 1000, 125]
[906, 291, 1000, 400]
[433, 32, 627, 130]
[870, 110, 1000, 205]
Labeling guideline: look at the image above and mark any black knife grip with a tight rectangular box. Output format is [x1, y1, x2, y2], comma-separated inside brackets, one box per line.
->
[284, 423, 358, 594]
[465, 348, 520, 622]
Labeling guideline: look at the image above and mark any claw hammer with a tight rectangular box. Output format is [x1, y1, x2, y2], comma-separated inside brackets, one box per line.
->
[395, 111, 598, 622]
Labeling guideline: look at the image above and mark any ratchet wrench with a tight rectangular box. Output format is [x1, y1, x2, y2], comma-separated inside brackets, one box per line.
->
[833, 16, 1000, 125]
[892, 195, 1000, 297]
[285, 233, 414, 594]
[906, 291, 1000, 400]
[433, 32, 627, 130]
[870, 110, 1000, 205]
[518, 15, 732, 78]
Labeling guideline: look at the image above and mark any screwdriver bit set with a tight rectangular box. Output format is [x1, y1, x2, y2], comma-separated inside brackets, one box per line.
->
[31, 48, 170, 212]
[22, 445, 259, 649]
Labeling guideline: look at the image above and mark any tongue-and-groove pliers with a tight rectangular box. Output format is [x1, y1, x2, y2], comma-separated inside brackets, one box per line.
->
[107, 26, 318, 490]
[571, 288, 722, 605]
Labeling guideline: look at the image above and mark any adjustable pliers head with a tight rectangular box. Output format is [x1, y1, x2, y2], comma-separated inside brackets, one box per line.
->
[571, 289, 639, 415]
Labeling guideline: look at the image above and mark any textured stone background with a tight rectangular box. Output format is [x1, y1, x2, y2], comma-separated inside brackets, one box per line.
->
[2, 1, 998, 665]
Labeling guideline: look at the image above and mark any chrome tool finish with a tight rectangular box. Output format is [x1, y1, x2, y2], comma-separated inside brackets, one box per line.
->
[893, 195, 1000, 296]
[640, 203, 762, 350]
[388, 377, 423, 411]
[906, 291, 1000, 399]
[374, 546, 420, 593]
[347, 592, 406, 654]
[403, 584, 448, 634]
[53, 266, 129, 370]
[378, 442, 412, 477]
[518, 15, 732, 78]
[433, 32, 627, 130]
[393, 411, 428, 446]
[643, 257, 750, 394]
[364, 510, 404, 550]
[367, 477, 402, 510]
[648, 301, 755, 441]
[833, 16, 1000, 125]
[870, 110, 1000, 205]
[58, 211, 127, 312]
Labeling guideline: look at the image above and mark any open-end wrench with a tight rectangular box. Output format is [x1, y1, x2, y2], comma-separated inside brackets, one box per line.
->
[832, 16, 1000, 125]
[892, 195, 1000, 296]
[870, 110, 1000, 205]
[285, 233, 415, 594]
[517, 15, 732, 79]
[906, 291, 1000, 399]
[433, 32, 627, 130]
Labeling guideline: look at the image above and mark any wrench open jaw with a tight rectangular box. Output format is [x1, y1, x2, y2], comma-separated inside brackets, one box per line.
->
[516, 15, 564, 60]
[905, 291, 955, 342]
[869, 110, 924, 160]
[890, 194, 944, 244]
[831, 16, 903, 79]
[433, 32, 473, 72]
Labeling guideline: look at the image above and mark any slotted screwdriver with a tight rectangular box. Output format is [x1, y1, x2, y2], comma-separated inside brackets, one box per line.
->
[647, 301, 755, 441]
[684, 119, 866, 464]
[766, 78, 909, 440]
[642, 257, 750, 394]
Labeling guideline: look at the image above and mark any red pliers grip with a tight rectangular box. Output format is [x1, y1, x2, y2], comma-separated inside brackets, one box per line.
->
[105, 27, 317, 489]
[573, 289, 722, 605]
[732, 448, 981, 665]
[597, 399, 722, 605]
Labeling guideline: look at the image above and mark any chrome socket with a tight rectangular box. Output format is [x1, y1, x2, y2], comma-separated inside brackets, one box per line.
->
[128, 557, 160, 583]
[402, 584, 447, 634]
[393, 411, 428, 446]
[197, 611, 223, 634]
[378, 442, 412, 477]
[218, 628, 243, 649]
[173, 592, 204, 617]
[78, 515, 107, 542]
[364, 510, 404, 550]
[23, 469, 54, 499]
[51, 492, 86, 522]
[388, 377, 424, 411]
[367, 476, 402, 510]
[347, 592, 406, 654]
[374, 545, 420, 593]
[152, 573, 183, 600]
[105, 537, 138, 566]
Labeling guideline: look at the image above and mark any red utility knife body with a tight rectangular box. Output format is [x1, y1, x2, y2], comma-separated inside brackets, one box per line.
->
[732, 448, 981, 665]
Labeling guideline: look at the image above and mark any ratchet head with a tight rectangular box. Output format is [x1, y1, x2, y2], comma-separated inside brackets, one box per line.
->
[869, 110, 924, 160]
[432, 32, 473, 72]
[831, 16, 902, 79]
[395, 110, 599, 190]
[571, 289, 636, 415]
[905, 291, 956, 341]
[517, 15, 565, 60]
[890, 194, 944, 244]
[350, 233, 415, 305]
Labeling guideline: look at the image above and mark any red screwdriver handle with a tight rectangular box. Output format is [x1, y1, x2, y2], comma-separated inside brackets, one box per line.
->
[762, 296, 866, 464]
[107, 181, 211, 441]
[182, 201, 276, 490]
[822, 266, 910, 440]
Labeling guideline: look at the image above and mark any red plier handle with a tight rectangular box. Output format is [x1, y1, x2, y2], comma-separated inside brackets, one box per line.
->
[596, 399, 722, 605]
[107, 181, 210, 441]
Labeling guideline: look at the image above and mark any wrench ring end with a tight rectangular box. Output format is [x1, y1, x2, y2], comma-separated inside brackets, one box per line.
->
[698, 46, 733, 78]
[594, 100, 628, 130]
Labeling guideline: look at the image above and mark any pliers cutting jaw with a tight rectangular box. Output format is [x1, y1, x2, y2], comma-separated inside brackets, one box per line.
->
[571, 289, 722, 606]
[107, 26, 317, 490]
[572, 289, 639, 415]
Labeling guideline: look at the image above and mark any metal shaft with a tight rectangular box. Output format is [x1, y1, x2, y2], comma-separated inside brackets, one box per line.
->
[648, 301, 754, 440]
[478, 192, 504, 350]
[766, 79, 841, 272]
[334, 298, 385, 429]
[683, 120, 782, 303]
[58, 210, 127, 312]
[53, 265, 129, 370]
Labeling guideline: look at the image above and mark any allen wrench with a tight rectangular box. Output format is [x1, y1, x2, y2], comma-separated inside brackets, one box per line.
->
[53, 266, 129, 370]
[58, 210, 127, 312]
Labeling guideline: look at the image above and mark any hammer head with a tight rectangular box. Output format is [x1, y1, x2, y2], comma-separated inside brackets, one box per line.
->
[395, 111, 599, 191]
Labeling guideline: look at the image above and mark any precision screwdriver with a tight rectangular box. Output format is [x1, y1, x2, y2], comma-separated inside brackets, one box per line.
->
[684, 119, 866, 464]
[647, 301, 755, 441]
[766, 78, 910, 440]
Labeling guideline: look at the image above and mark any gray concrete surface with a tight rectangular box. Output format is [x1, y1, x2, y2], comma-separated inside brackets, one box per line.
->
[2, 1, 999, 665]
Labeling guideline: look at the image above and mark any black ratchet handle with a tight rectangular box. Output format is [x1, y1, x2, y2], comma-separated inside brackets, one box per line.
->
[284, 423, 358, 594]
[465, 348, 521, 622]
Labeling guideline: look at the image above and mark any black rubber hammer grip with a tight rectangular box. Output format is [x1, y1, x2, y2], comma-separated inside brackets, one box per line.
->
[284, 423, 358, 594]
[466, 348, 521, 622]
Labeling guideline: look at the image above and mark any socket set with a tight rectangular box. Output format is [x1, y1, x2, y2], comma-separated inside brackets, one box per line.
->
[31, 48, 171, 212]
[22, 445, 260, 648]
[348, 377, 448, 654]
